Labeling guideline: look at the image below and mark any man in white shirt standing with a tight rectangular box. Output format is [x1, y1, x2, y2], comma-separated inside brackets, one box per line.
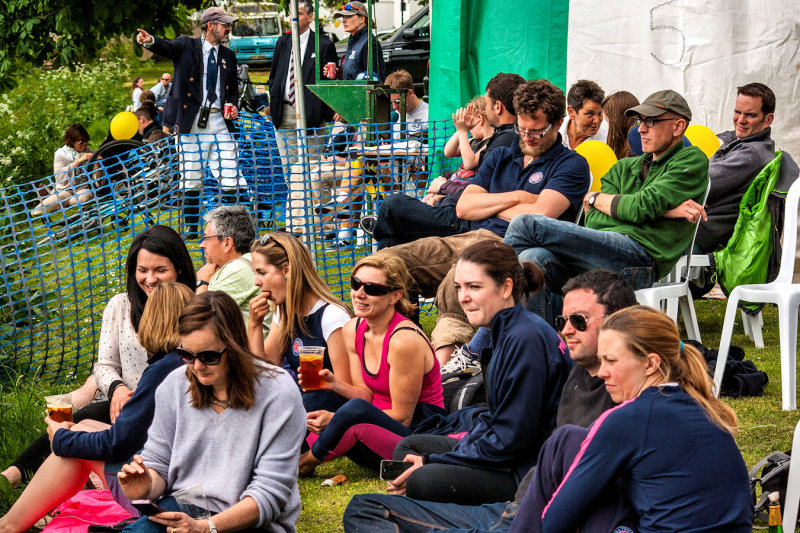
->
[268, 0, 338, 234]
[558, 80, 608, 150]
[135, 7, 245, 238]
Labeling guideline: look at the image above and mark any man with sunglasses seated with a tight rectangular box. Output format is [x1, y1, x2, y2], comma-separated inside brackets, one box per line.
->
[376, 79, 590, 365]
[504, 89, 709, 325]
[342, 270, 637, 533]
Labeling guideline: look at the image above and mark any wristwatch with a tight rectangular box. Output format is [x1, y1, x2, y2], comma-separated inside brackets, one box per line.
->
[588, 192, 601, 207]
[204, 518, 217, 533]
[196, 280, 209, 288]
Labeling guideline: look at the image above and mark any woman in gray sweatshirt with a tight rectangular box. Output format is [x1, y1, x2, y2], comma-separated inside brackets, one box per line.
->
[118, 291, 306, 533]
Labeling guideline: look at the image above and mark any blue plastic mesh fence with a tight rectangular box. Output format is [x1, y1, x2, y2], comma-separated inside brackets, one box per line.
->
[0, 112, 458, 382]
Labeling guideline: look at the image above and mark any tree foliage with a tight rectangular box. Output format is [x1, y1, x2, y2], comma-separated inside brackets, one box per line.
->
[0, 0, 203, 90]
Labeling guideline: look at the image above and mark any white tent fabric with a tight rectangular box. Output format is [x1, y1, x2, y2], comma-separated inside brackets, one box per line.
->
[566, 0, 800, 157]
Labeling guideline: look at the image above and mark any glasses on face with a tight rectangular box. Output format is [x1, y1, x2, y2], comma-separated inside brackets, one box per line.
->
[75, 139, 88, 145]
[554, 313, 606, 332]
[513, 122, 552, 139]
[177, 346, 226, 365]
[351, 275, 395, 296]
[634, 116, 679, 128]
[161, 77, 171, 81]
[392, 99, 401, 105]
[199, 234, 223, 243]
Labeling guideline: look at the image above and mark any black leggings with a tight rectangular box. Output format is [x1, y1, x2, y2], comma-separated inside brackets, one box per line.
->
[10, 400, 111, 483]
[393, 434, 518, 505]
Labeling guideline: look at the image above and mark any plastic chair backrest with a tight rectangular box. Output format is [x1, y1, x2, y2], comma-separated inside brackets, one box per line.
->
[574, 140, 616, 192]
[775, 174, 800, 284]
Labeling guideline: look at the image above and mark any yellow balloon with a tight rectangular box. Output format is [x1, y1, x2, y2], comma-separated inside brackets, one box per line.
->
[685, 124, 720, 158]
[110, 111, 139, 140]
[575, 140, 617, 192]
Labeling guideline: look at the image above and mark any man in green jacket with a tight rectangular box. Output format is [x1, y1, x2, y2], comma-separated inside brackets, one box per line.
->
[504, 89, 709, 323]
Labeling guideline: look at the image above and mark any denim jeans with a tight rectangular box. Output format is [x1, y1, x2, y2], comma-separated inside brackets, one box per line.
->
[374, 193, 472, 249]
[503, 215, 655, 322]
[343, 493, 516, 533]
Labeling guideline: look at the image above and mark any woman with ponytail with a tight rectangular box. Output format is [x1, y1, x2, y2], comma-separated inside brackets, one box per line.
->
[386, 240, 573, 505]
[509, 305, 752, 533]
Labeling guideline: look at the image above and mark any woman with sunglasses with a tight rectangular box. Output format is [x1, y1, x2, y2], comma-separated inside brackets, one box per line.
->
[118, 291, 305, 533]
[509, 306, 751, 533]
[386, 240, 572, 505]
[297, 254, 445, 475]
[248, 232, 353, 412]
[0, 282, 195, 532]
[1, 225, 196, 489]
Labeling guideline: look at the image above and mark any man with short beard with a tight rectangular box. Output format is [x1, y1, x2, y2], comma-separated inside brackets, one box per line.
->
[376, 79, 591, 364]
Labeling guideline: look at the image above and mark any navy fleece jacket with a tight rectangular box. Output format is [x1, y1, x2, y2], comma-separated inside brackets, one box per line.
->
[51, 351, 183, 462]
[428, 304, 573, 481]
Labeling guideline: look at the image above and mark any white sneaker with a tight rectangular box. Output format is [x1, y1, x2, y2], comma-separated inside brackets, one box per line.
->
[440, 345, 481, 376]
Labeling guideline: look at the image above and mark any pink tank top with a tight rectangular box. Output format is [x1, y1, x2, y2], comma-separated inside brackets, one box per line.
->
[355, 311, 444, 411]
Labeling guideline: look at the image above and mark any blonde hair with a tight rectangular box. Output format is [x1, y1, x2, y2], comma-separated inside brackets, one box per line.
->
[600, 306, 739, 437]
[251, 232, 352, 353]
[137, 282, 195, 355]
[354, 254, 417, 317]
[470, 94, 487, 117]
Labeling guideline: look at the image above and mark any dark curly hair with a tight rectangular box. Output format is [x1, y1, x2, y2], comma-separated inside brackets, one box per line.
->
[512, 79, 566, 125]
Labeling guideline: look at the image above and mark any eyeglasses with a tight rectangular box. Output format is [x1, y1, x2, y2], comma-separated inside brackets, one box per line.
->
[258, 233, 289, 249]
[75, 139, 88, 145]
[554, 313, 606, 332]
[161, 77, 171, 81]
[199, 234, 223, 243]
[391, 99, 401, 105]
[215, 22, 233, 29]
[634, 116, 679, 128]
[177, 346, 226, 365]
[351, 275, 396, 296]
[513, 122, 552, 139]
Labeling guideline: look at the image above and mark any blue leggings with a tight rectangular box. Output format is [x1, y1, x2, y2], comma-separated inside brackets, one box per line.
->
[311, 398, 444, 471]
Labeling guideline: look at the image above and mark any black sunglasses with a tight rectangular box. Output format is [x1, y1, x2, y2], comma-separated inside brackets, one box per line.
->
[351, 275, 395, 296]
[177, 346, 226, 366]
[554, 314, 605, 332]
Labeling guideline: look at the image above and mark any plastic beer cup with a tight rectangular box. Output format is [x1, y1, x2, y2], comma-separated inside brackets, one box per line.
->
[299, 346, 325, 391]
[44, 394, 73, 423]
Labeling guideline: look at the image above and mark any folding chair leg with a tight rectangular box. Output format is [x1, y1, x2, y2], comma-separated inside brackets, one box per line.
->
[777, 301, 799, 411]
[741, 310, 765, 348]
[679, 295, 701, 342]
[713, 292, 741, 397]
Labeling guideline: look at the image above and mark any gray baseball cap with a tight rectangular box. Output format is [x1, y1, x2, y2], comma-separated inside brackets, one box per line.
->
[201, 7, 238, 24]
[625, 89, 692, 121]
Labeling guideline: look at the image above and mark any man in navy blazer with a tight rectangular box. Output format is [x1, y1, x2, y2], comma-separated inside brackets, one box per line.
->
[136, 7, 245, 237]
[268, 0, 338, 232]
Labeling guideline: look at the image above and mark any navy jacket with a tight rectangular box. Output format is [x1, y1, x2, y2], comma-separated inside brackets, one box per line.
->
[147, 36, 239, 135]
[341, 27, 385, 81]
[467, 135, 591, 236]
[268, 31, 338, 128]
[51, 351, 184, 462]
[428, 304, 573, 482]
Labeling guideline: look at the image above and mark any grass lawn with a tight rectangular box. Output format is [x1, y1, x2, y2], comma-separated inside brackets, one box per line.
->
[1, 297, 799, 531]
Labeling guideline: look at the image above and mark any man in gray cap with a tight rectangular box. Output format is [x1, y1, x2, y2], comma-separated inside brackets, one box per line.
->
[135, 7, 244, 237]
[502, 89, 710, 324]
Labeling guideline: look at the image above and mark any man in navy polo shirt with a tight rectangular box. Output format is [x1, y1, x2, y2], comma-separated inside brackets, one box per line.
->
[376, 79, 591, 364]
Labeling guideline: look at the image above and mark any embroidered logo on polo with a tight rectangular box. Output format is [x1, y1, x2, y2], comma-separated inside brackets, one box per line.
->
[292, 338, 303, 357]
[529, 172, 544, 184]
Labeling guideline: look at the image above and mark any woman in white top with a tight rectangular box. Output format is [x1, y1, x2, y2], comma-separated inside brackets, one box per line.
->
[32, 124, 95, 215]
[248, 231, 353, 413]
[131, 77, 144, 111]
[0, 225, 196, 488]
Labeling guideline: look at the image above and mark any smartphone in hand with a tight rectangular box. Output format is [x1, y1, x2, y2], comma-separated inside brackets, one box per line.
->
[132, 499, 166, 516]
[379, 460, 413, 481]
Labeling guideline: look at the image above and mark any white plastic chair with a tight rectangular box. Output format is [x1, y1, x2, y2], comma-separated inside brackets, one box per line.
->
[712, 177, 800, 410]
[780, 417, 800, 526]
[634, 183, 711, 342]
[678, 253, 765, 347]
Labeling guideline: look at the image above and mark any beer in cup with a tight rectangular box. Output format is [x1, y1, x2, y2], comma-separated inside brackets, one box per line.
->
[299, 346, 325, 391]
